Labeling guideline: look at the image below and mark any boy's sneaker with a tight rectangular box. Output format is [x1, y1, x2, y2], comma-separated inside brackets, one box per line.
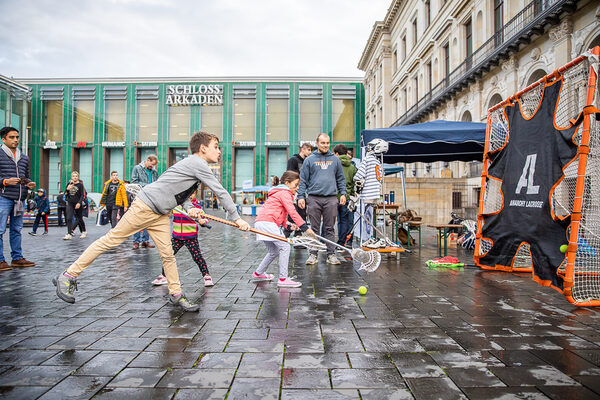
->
[252, 272, 274, 281]
[29, 232, 37, 236]
[42, 231, 48, 235]
[277, 278, 302, 288]
[327, 254, 341, 265]
[361, 238, 376, 248]
[152, 275, 168, 286]
[63, 233, 73, 240]
[204, 275, 214, 287]
[52, 273, 78, 304]
[80, 231, 87, 239]
[305, 254, 318, 265]
[169, 293, 199, 312]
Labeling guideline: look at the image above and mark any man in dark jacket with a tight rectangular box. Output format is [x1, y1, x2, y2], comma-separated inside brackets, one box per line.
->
[56, 191, 67, 226]
[131, 155, 159, 249]
[283, 143, 313, 238]
[0, 127, 36, 270]
[286, 143, 313, 173]
[334, 144, 358, 247]
[29, 188, 50, 235]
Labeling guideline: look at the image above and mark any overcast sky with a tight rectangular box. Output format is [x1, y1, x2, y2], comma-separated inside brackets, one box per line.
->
[0, 0, 391, 79]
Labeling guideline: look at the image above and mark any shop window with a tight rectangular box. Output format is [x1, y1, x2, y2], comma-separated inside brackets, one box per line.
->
[201, 105, 223, 140]
[332, 100, 355, 142]
[233, 86, 256, 142]
[268, 148, 288, 183]
[452, 191, 462, 209]
[235, 149, 254, 190]
[136, 147, 157, 165]
[299, 85, 322, 142]
[104, 100, 126, 142]
[168, 105, 191, 141]
[169, 148, 189, 167]
[73, 148, 93, 190]
[137, 99, 158, 142]
[44, 100, 63, 142]
[109, 148, 124, 178]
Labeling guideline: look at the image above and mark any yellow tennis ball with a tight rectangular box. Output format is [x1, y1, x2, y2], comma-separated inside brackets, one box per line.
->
[359, 286, 367, 295]
[560, 244, 568, 253]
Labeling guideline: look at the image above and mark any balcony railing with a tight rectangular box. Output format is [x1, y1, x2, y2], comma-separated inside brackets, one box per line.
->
[391, 0, 575, 126]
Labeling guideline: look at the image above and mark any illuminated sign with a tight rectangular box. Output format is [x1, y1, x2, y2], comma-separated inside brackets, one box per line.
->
[166, 85, 224, 106]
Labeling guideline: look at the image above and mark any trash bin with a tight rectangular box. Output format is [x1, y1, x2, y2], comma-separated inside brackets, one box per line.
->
[251, 205, 258, 216]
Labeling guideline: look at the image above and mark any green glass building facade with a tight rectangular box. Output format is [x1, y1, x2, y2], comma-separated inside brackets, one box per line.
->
[0, 74, 30, 151]
[22, 78, 364, 197]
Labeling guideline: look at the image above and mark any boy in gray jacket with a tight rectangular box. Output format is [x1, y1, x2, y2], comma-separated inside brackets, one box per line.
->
[53, 131, 250, 311]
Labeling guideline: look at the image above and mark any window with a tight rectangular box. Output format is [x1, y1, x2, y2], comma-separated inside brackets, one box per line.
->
[74, 100, 94, 142]
[413, 77, 419, 103]
[233, 86, 256, 142]
[392, 49, 398, 73]
[44, 100, 63, 142]
[488, 93, 503, 110]
[461, 110, 472, 122]
[168, 106, 191, 141]
[137, 99, 158, 141]
[412, 18, 418, 46]
[527, 69, 547, 86]
[78, 148, 93, 190]
[268, 148, 288, 182]
[426, 62, 432, 92]
[108, 148, 124, 177]
[332, 85, 356, 142]
[452, 191, 462, 209]
[48, 149, 61, 195]
[401, 36, 407, 62]
[266, 85, 289, 142]
[494, 0, 504, 46]
[465, 18, 473, 69]
[104, 100, 126, 142]
[136, 86, 159, 142]
[201, 105, 223, 140]
[235, 149, 254, 190]
[169, 148, 189, 167]
[403, 87, 408, 113]
[443, 43, 450, 80]
[299, 85, 322, 141]
[0, 91, 6, 127]
[424, 0, 431, 29]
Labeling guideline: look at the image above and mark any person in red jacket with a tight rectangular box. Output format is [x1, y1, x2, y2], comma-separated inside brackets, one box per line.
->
[252, 171, 315, 288]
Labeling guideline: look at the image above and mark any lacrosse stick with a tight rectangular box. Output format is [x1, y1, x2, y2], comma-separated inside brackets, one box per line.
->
[173, 207, 212, 229]
[349, 200, 404, 250]
[181, 209, 382, 272]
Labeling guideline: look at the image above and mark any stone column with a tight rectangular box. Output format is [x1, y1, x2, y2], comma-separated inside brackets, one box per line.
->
[501, 55, 519, 95]
[550, 17, 573, 68]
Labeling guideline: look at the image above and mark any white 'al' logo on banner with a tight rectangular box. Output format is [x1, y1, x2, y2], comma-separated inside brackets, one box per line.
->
[515, 154, 540, 195]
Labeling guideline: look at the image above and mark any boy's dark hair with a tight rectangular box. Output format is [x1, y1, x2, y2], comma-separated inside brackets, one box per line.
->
[0, 127, 18, 139]
[110, 170, 118, 175]
[333, 144, 348, 155]
[190, 131, 219, 153]
[301, 142, 313, 151]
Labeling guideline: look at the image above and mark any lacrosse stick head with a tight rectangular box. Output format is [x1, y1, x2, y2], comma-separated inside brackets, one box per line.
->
[291, 236, 327, 252]
[352, 248, 381, 272]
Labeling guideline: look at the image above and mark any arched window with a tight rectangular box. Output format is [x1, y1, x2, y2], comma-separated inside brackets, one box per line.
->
[488, 93, 503, 110]
[527, 69, 547, 86]
[589, 34, 600, 49]
[461, 110, 472, 122]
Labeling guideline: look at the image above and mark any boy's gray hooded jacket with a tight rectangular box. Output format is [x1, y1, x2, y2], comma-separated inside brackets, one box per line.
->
[137, 155, 240, 220]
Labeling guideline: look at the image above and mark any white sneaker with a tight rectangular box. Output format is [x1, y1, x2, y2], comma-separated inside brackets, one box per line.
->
[305, 254, 318, 265]
[80, 231, 87, 239]
[63, 233, 73, 240]
[327, 254, 341, 265]
[361, 238, 377, 248]
[374, 239, 387, 248]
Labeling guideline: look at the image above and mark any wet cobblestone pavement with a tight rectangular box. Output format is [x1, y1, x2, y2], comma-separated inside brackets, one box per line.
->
[1, 213, 600, 399]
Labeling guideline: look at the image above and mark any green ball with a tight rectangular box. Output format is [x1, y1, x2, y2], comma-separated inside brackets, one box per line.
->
[560, 244, 568, 253]
[359, 286, 367, 295]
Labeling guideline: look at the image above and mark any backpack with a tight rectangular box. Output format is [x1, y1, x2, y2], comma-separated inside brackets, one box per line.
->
[397, 227, 415, 246]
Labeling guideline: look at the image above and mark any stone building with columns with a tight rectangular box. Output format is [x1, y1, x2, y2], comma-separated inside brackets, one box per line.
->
[359, 0, 600, 223]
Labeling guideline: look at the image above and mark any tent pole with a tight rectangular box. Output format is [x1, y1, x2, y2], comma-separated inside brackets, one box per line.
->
[402, 167, 407, 210]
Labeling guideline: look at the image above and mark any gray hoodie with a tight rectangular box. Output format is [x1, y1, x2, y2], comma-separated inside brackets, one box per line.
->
[137, 154, 240, 219]
[297, 150, 346, 199]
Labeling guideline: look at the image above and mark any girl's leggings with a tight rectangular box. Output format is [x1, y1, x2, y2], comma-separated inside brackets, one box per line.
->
[166, 237, 209, 276]
[256, 241, 290, 279]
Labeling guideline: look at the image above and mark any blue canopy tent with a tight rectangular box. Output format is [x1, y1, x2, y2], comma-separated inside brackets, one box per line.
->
[360, 120, 486, 163]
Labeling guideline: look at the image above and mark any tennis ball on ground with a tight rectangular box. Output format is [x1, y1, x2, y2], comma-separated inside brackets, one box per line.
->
[358, 286, 367, 295]
[560, 244, 568, 253]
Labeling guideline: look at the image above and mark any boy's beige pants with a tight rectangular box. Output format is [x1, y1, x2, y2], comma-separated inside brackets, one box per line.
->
[67, 199, 181, 294]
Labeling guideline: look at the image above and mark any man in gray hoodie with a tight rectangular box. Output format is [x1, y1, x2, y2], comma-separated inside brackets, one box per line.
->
[298, 133, 347, 265]
[53, 131, 250, 312]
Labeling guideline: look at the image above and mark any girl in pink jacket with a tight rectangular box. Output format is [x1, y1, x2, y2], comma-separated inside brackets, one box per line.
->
[253, 171, 315, 287]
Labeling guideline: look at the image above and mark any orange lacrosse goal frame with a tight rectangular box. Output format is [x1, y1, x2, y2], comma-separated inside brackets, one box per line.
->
[475, 46, 600, 306]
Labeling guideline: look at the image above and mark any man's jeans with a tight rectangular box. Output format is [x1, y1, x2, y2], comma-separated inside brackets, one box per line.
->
[337, 204, 354, 246]
[0, 196, 25, 262]
[133, 229, 149, 243]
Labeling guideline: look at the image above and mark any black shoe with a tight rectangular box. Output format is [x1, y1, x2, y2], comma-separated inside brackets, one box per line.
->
[52, 273, 78, 304]
[29, 232, 37, 236]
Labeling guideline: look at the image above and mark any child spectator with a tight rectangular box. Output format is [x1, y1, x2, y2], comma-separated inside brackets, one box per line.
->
[253, 171, 315, 287]
[29, 188, 49, 236]
[152, 192, 213, 287]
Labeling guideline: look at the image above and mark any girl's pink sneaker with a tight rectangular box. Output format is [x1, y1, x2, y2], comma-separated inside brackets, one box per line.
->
[252, 272, 274, 281]
[204, 275, 214, 287]
[277, 278, 302, 288]
[152, 275, 168, 286]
